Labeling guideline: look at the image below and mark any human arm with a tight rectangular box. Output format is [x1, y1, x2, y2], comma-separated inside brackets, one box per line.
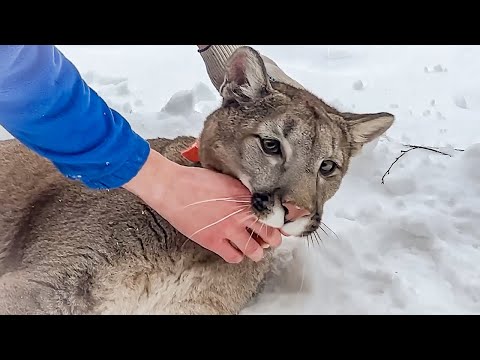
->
[0, 45, 280, 263]
[0, 45, 149, 189]
[196, 45, 305, 91]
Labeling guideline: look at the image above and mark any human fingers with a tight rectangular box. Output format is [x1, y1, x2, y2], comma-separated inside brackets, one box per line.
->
[227, 227, 264, 262]
[246, 221, 282, 248]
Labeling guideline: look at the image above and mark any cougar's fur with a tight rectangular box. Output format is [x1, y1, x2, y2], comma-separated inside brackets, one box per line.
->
[0, 47, 394, 314]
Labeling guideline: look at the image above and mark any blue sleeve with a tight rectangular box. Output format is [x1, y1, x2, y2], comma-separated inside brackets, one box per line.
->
[0, 45, 150, 189]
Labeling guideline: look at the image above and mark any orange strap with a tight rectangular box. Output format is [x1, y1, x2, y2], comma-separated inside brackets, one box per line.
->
[181, 139, 200, 162]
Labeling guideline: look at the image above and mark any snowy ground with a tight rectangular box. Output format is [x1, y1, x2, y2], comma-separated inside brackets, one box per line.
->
[2, 45, 480, 314]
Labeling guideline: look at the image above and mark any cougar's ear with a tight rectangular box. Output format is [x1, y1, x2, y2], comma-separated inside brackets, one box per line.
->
[342, 111, 395, 155]
[220, 46, 273, 106]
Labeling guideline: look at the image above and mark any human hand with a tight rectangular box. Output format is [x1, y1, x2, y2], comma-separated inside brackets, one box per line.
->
[123, 149, 282, 263]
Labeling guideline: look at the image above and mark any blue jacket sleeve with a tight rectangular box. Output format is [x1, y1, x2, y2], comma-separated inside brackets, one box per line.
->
[0, 45, 150, 189]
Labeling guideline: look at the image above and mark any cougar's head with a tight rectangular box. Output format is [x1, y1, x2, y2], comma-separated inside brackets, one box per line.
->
[199, 46, 394, 238]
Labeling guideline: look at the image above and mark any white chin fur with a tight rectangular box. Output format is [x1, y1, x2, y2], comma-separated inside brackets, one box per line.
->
[261, 205, 285, 228]
[281, 217, 311, 237]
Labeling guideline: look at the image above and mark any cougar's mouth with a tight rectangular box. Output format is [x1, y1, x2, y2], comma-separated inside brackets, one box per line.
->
[279, 228, 292, 236]
[250, 198, 315, 238]
[238, 175, 318, 238]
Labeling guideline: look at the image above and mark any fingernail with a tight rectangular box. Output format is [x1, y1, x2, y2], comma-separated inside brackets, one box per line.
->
[231, 256, 243, 264]
[251, 247, 263, 262]
[261, 243, 270, 249]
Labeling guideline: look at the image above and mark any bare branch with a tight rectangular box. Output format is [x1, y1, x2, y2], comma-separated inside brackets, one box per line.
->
[381, 147, 415, 184]
[381, 143, 463, 184]
[402, 144, 464, 155]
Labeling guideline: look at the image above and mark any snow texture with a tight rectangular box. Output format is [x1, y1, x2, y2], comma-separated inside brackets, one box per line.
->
[2, 45, 480, 314]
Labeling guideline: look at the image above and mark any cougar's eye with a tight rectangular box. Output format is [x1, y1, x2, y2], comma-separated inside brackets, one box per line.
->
[319, 160, 337, 176]
[260, 138, 282, 156]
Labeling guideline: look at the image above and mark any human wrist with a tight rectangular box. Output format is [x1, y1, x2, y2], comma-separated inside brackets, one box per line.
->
[122, 148, 179, 208]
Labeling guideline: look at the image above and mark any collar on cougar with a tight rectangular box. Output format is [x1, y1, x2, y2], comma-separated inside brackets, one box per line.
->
[181, 139, 200, 162]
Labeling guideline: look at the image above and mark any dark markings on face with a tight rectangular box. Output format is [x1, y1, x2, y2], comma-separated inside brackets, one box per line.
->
[282, 118, 295, 138]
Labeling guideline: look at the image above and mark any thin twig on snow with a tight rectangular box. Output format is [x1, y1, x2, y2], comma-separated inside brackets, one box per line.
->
[381, 143, 465, 184]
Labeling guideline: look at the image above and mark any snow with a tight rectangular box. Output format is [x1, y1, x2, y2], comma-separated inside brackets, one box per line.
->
[2, 45, 480, 314]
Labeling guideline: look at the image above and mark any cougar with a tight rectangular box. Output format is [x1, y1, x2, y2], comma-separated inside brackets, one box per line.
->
[0, 46, 394, 315]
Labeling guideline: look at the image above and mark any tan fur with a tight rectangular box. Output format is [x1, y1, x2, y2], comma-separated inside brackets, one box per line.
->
[0, 47, 394, 314]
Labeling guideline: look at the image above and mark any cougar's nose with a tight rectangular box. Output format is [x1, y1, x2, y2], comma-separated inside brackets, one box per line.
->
[282, 201, 311, 222]
[252, 192, 271, 212]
